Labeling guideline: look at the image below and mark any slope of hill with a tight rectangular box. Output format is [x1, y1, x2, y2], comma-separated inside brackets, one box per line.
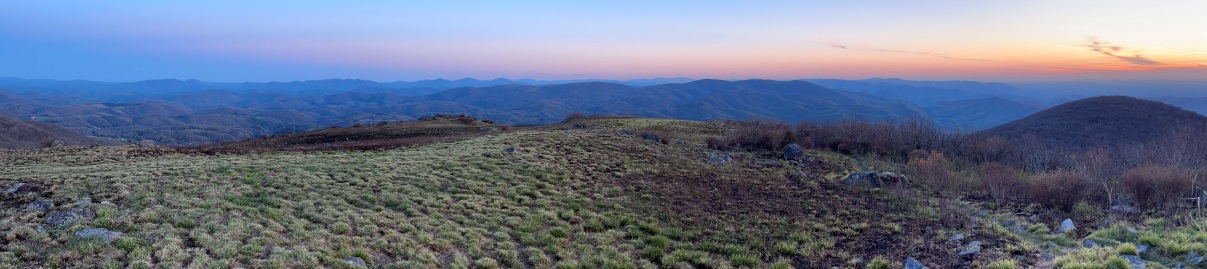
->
[981, 96, 1207, 150]
[0, 116, 1015, 268]
[0, 115, 119, 148]
[925, 97, 1046, 130]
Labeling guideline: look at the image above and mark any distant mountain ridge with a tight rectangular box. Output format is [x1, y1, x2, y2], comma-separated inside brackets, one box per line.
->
[0, 77, 1087, 145]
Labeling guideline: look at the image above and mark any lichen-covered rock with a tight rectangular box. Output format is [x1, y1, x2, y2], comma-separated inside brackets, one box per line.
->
[843, 171, 882, 187]
[75, 228, 123, 242]
[344, 257, 368, 268]
[5, 182, 26, 193]
[782, 144, 804, 160]
[1058, 219, 1076, 233]
[706, 151, 731, 165]
[45, 207, 96, 227]
[1121, 255, 1145, 269]
[26, 200, 54, 212]
[639, 133, 661, 143]
[905, 257, 928, 269]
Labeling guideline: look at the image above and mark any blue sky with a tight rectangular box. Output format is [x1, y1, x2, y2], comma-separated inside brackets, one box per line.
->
[2, 1, 1205, 82]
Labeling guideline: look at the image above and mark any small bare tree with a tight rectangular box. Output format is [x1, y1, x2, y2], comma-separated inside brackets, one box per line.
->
[1073, 147, 1116, 209]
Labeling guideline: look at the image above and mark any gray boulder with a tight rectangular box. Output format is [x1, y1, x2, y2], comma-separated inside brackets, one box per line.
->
[1084, 239, 1099, 248]
[843, 171, 882, 187]
[504, 147, 517, 154]
[75, 228, 123, 242]
[959, 241, 982, 256]
[5, 182, 25, 193]
[1136, 244, 1150, 254]
[783, 144, 805, 160]
[1058, 219, 1076, 233]
[571, 124, 587, 129]
[948, 233, 966, 242]
[26, 200, 54, 212]
[344, 257, 368, 268]
[45, 207, 96, 227]
[640, 133, 662, 143]
[706, 151, 731, 165]
[1190, 251, 1204, 264]
[904, 257, 928, 269]
[1121, 255, 1145, 269]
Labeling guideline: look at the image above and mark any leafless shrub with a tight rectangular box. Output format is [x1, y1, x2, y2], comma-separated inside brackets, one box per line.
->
[1028, 170, 1091, 212]
[1122, 164, 1192, 212]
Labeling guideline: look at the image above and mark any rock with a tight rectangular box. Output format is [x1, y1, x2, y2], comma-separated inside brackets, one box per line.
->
[5, 182, 25, 193]
[782, 144, 805, 160]
[674, 140, 687, 145]
[1111, 204, 1138, 213]
[1136, 244, 1150, 254]
[639, 133, 661, 143]
[1084, 239, 1099, 248]
[949, 233, 966, 242]
[344, 257, 368, 268]
[959, 241, 982, 256]
[1174, 262, 1186, 269]
[877, 172, 908, 184]
[1029, 215, 1038, 222]
[1040, 252, 1055, 260]
[1189, 251, 1204, 264]
[75, 228, 123, 242]
[843, 171, 882, 188]
[35, 226, 46, 234]
[706, 151, 731, 165]
[791, 170, 808, 179]
[26, 200, 54, 212]
[45, 207, 96, 227]
[571, 124, 587, 129]
[904, 257, 928, 269]
[74, 199, 92, 206]
[1121, 255, 1145, 269]
[618, 130, 634, 136]
[50, 140, 65, 147]
[1012, 225, 1025, 234]
[504, 147, 517, 154]
[1058, 219, 1076, 233]
[975, 210, 989, 216]
[137, 140, 156, 147]
[1001, 219, 1016, 227]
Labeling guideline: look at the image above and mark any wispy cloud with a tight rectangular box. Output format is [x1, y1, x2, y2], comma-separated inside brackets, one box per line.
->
[828, 43, 987, 62]
[1086, 37, 1160, 65]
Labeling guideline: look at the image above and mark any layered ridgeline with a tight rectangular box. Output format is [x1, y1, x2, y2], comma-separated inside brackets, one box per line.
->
[981, 96, 1207, 151]
[2, 78, 1041, 146]
[0, 115, 118, 148]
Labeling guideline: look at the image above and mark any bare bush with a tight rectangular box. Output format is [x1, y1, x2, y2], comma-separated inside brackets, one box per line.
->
[907, 151, 957, 197]
[708, 119, 794, 151]
[1122, 165, 1192, 212]
[564, 112, 587, 122]
[1028, 170, 1091, 211]
[980, 162, 1023, 203]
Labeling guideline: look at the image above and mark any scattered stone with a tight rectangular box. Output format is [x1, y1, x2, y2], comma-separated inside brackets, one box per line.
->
[640, 133, 661, 143]
[791, 170, 808, 179]
[1058, 219, 1076, 233]
[344, 257, 368, 268]
[74, 199, 92, 206]
[1001, 219, 1016, 227]
[5, 182, 25, 193]
[75, 228, 123, 242]
[949, 233, 966, 242]
[618, 130, 634, 136]
[50, 140, 65, 147]
[782, 143, 805, 160]
[137, 140, 156, 147]
[26, 200, 54, 212]
[1174, 262, 1186, 269]
[905, 257, 928, 269]
[504, 147, 517, 154]
[1012, 225, 1026, 234]
[706, 151, 731, 165]
[959, 241, 982, 256]
[571, 124, 587, 129]
[1029, 215, 1038, 222]
[1014, 255, 1026, 262]
[45, 207, 96, 227]
[1189, 251, 1204, 264]
[877, 172, 908, 184]
[1112, 204, 1138, 214]
[975, 210, 989, 216]
[673, 140, 687, 145]
[35, 226, 46, 234]
[842, 171, 882, 188]
[1084, 239, 1099, 248]
[1136, 244, 1150, 254]
[1121, 255, 1146, 269]
[1040, 252, 1055, 260]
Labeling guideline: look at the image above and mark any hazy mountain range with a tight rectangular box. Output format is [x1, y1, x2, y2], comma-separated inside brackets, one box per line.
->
[1, 77, 1203, 146]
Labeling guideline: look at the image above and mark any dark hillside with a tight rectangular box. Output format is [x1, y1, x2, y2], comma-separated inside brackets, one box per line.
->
[0, 115, 120, 148]
[981, 96, 1207, 150]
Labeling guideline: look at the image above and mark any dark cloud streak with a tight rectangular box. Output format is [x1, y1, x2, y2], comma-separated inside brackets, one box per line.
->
[1087, 37, 1160, 65]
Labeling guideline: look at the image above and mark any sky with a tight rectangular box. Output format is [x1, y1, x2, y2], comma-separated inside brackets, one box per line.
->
[1, 0, 1206, 82]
